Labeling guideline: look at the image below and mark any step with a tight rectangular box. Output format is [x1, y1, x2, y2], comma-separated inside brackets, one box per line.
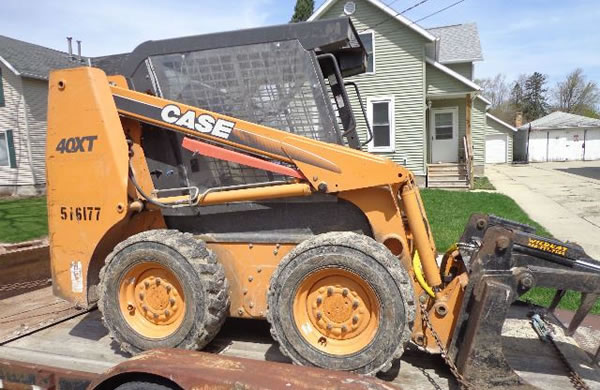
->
[428, 176, 468, 182]
[427, 181, 470, 189]
[427, 171, 468, 178]
[427, 166, 467, 173]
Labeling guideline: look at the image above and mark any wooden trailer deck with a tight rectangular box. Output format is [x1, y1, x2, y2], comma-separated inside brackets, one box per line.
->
[1, 286, 599, 389]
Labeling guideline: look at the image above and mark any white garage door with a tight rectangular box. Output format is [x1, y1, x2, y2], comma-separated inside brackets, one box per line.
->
[486, 134, 507, 163]
[548, 129, 584, 161]
[585, 129, 600, 160]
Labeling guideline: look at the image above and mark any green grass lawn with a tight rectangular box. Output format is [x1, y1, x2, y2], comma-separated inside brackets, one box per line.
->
[421, 189, 600, 314]
[1, 192, 597, 314]
[0, 197, 48, 243]
[473, 176, 496, 190]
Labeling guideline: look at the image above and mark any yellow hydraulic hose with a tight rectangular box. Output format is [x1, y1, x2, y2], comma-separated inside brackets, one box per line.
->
[413, 243, 459, 299]
[413, 251, 435, 298]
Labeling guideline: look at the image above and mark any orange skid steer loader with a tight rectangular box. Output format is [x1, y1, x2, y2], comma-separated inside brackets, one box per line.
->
[46, 18, 600, 388]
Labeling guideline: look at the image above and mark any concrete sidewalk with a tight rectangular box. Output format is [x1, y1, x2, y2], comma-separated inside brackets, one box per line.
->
[486, 161, 600, 259]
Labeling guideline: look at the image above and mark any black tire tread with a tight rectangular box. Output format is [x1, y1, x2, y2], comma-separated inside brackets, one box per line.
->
[98, 229, 229, 355]
[266, 231, 415, 375]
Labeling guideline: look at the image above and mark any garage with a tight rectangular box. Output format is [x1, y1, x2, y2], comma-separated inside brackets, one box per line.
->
[485, 134, 507, 163]
[485, 113, 516, 164]
[515, 112, 600, 162]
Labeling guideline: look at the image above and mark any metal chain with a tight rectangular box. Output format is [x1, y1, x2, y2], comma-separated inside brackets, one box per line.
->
[419, 302, 475, 390]
[533, 314, 591, 390]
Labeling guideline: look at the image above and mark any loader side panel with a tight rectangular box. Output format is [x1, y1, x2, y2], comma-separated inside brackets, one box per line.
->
[46, 68, 129, 306]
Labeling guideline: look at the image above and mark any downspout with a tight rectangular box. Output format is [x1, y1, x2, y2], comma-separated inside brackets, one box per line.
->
[21, 95, 37, 187]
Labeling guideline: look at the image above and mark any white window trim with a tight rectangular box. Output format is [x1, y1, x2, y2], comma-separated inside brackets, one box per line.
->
[367, 96, 395, 153]
[0, 130, 11, 167]
[430, 107, 459, 142]
[358, 30, 375, 75]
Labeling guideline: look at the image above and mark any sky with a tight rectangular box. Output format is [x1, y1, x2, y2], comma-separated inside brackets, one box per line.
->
[2, 0, 599, 87]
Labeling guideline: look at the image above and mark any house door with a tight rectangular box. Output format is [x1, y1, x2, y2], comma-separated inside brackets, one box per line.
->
[431, 108, 458, 163]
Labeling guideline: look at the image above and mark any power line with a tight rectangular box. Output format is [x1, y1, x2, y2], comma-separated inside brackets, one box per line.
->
[360, 0, 432, 32]
[412, 0, 465, 23]
[399, 0, 431, 15]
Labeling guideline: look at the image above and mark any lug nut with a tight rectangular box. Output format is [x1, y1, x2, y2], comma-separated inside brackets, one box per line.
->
[127, 304, 134, 311]
[165, 310, 170, 317]
[316, 311, 322, 319]
[169, 298, 176, 306]
[166, 285, 171, 293]
[341, 325, 347, 332]
[139, 293, 144, 300]
[326, 323, 333, 330]
[144, 281, 150, 288]
[353, 315, 359, 323]
[155, 278, 161, 285]
[142, 305, 148, 311]
[352, 300, 359, 309]
[327, 287, 333, 296]
[316, 296, 323, 304]
[342, 288, 349, 297]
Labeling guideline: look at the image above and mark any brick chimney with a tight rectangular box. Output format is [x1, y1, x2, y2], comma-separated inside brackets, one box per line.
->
[515, 112, 523, 128]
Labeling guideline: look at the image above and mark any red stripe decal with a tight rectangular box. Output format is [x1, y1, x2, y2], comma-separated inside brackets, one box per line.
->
[182, 137, 304, 179]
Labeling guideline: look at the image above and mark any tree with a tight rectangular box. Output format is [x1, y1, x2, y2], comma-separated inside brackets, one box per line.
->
[552, 68, 600, 116]
[521, 72, 549, 121]
[475, 73, 510, 109]
[290, 0, 314, 23]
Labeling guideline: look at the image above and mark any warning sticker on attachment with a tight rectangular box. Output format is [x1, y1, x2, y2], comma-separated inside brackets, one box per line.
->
[71, 261, 83, 293]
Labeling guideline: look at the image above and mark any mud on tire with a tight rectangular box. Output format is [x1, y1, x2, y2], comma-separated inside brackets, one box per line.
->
[98, 229, 229, 354]
[267, 232, 415, 375]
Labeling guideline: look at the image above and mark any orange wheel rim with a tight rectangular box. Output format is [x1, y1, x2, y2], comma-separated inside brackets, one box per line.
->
[293, 268, 380, 356]
[119, 262, 185, 339]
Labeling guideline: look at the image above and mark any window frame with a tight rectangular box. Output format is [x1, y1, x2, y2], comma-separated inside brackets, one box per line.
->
[366, 95, 395, 153]
[430, 107, 458, 142]
[0, 130, 16, 168]
[358, 30, 375, 75]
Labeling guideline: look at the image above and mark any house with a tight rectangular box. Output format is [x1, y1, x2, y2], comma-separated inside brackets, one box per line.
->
[0, 35, 84, 195]
[309, 0, 516, 187]
[485, 113, 517, 164]
[515, 111, 600, 162]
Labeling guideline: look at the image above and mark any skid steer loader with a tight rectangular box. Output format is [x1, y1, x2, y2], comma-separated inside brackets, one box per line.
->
[46, 18, 600, 388]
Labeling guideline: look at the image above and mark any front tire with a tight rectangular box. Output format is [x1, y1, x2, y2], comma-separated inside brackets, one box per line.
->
[99, 230, 229, 354]
[267, 232, 414, 374]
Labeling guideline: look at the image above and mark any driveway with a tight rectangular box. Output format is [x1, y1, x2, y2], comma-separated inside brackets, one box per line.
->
[486, 161, 600, 259]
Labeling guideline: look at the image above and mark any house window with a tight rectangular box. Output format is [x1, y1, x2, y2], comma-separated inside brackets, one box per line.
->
[0, 67, 5, 107]
[358, 32, 375, 73]
[0, 130, 16, 168]
[434, 112, 454, 140]
[367, 96, 394, 152]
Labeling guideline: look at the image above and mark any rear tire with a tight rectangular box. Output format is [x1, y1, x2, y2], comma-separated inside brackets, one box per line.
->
[267, 232, 414, 375]
[99, 230, 229, 354]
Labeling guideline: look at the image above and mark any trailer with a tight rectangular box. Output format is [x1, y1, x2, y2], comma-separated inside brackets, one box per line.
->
[1, 241, 599, 389]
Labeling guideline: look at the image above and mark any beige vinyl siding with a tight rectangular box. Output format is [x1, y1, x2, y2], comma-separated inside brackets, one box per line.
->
[472, 97, 487, 170]
[430, 99, 466, 160]
[0, 64, 36, 189]
[446, 62, 473, 80]
[486, 117, 514, 163]
[426, 64, 473, 96]
[320, 1, 429, 175]
[21, 78, 49, 184]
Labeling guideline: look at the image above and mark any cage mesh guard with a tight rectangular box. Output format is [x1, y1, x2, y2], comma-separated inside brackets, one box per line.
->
[148, 41, 339, 187]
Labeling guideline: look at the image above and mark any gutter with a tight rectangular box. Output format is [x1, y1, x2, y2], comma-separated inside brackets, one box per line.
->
[0, 56, 20, 76]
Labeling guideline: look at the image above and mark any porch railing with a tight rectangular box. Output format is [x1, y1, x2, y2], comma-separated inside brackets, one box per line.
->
[463, 135, 474, 188]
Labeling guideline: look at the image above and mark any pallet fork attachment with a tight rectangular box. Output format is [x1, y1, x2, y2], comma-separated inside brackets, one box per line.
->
[449, 214, 600, 388]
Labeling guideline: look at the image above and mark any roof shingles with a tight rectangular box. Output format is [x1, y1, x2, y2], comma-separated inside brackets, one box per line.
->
[427, 23, 483, 64]
[519, 111, 600, 131]
[0, 35, 83, 80]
